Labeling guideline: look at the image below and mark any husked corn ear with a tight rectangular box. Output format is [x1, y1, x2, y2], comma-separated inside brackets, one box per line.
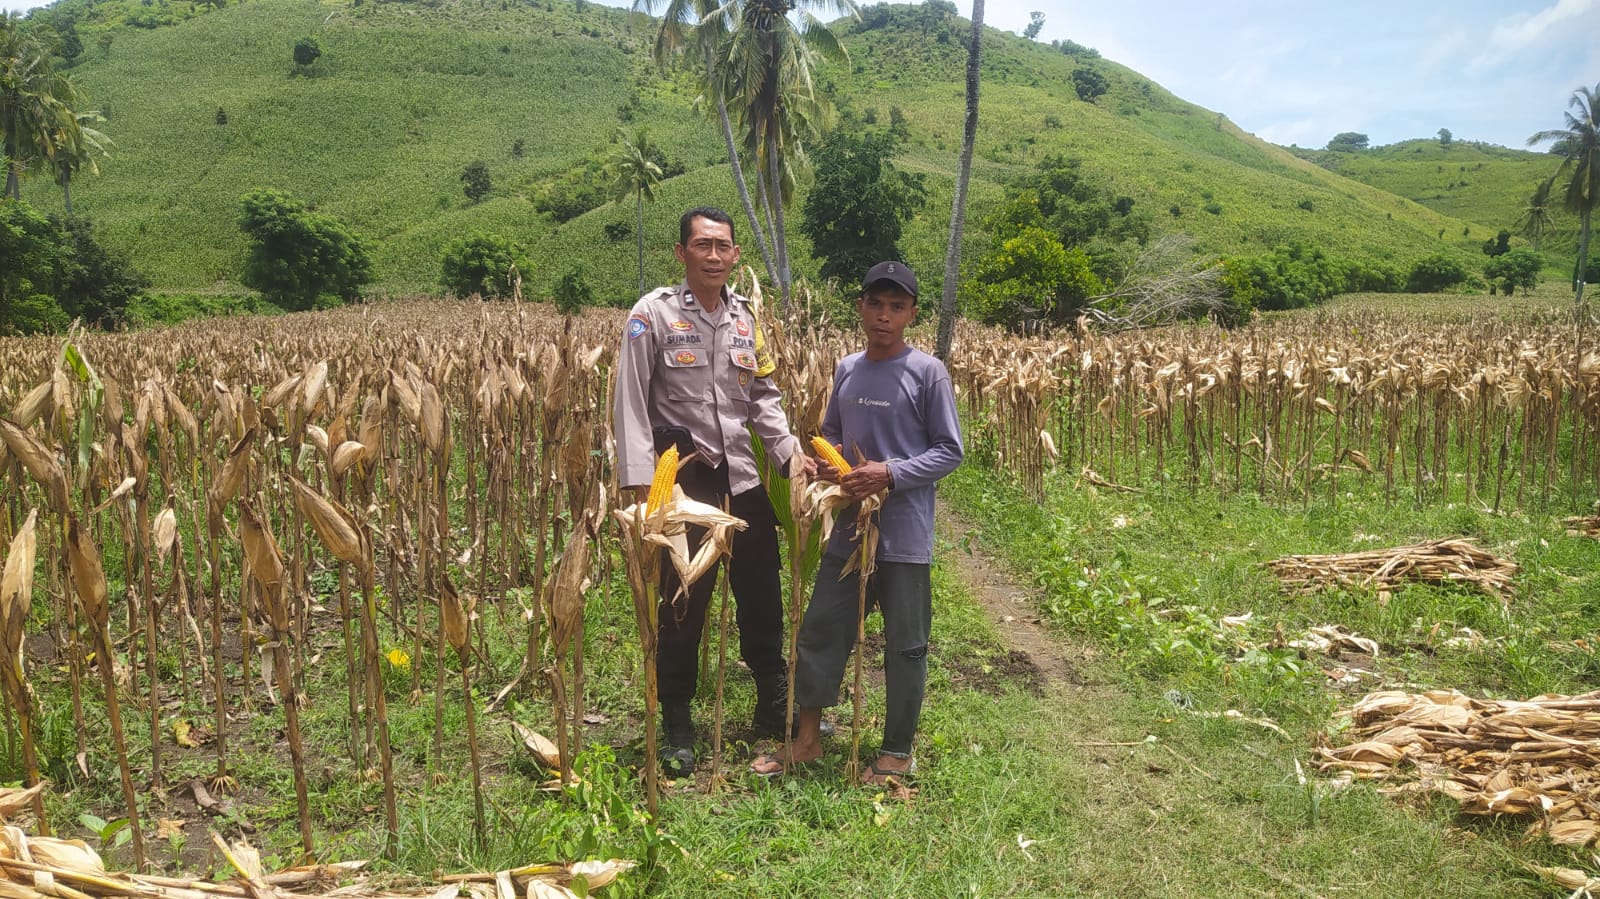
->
[810, 437, 852, 474]
[647, 445, 679, 514]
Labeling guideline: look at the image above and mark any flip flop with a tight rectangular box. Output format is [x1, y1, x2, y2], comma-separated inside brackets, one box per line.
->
[861, 756, 916, 786]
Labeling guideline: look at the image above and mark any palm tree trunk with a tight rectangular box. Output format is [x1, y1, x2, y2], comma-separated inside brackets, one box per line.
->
[636, 190, 646, 296]
[60, 171, 72, 217]
[936, 0, 984, 361]
[1577, 206, 1592, 307]
[708, 45, 777, 290]
[768, 141, 791, 307]
[722, 99, 777, 288]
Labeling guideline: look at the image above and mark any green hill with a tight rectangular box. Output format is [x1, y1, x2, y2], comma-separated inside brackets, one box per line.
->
[13, 0, 1505, 299]
[1289, 139, 1571, 250]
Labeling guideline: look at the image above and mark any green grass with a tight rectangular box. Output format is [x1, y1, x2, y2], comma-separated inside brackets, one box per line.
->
[14, 0, 1506, 302]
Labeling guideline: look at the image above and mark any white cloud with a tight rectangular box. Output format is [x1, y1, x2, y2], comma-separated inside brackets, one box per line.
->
[1471, 0, 1598, 70]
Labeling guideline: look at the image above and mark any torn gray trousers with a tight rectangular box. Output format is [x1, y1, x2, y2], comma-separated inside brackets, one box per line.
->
[792, 553, 932, 757]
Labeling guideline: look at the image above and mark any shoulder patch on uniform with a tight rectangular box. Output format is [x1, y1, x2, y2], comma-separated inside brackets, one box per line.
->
[627, 316, 649, 340]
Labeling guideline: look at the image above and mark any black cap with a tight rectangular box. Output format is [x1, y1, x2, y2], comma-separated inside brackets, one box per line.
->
[862, 260, 918, 298]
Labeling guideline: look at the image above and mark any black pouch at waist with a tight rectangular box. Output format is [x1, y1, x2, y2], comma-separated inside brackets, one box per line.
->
[652, 425, 694, 456]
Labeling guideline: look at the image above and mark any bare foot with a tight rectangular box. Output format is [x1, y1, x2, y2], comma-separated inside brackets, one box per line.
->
[860, 754, 915, 786]
[749, 739, 823, 776]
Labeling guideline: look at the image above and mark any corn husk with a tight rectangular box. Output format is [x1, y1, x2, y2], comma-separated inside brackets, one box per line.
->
[440, 574, 469, 654]
[0, 420, 68, 514]
[63, 518, 109, 629]
[291, 479, 365, 570]
[152, 508, 179, 564]
[1320, 687, 1600, 846]
[511, 722, 561, 771]
[0, 511, 37, 663]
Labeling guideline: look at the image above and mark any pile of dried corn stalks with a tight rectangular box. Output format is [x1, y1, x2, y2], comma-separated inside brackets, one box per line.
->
[1264, 538, 1518, 599]
[1318, 689, 1600, 846]
[1564, 516, 1600, 539]
[0, 787, 632, 899]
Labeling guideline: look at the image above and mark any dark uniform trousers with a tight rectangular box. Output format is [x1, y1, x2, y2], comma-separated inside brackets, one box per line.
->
[656, 459, 784, 706]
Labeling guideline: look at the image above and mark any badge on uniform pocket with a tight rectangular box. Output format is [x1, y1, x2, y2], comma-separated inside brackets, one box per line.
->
[731, 349, 757, 370]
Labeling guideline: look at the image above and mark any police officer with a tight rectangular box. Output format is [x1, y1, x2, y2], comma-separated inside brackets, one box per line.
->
[613, 206, 814, 774]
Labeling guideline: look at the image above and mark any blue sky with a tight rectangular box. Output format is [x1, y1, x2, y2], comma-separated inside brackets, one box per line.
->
[5, 0, 1594, 149]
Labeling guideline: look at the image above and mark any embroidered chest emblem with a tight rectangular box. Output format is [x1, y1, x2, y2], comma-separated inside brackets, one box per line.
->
[733, 351, 757, 369]
[675, 350, 699, 365]
[736, 319, 751, 337]
[669, 320, 695, 332]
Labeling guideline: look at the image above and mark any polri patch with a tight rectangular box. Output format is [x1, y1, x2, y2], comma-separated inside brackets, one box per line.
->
[627, 317, 649, 339]
[736, 319, 751, 336]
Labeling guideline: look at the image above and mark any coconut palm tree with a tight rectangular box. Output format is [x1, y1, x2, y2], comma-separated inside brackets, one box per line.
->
[1, 12, 59, 200]
[612, 129, 664, 296]
[638, 0, 855, 306]
[1529, 82, 1600, 304]
[1519, 174, 1557, 252]
[715, 0, 854, 303]
[636, 0, 778, 290]
[935, 0, 983, 361]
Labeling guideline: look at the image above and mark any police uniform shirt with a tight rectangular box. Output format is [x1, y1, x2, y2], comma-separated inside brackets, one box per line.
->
[613, 284, 799, 495]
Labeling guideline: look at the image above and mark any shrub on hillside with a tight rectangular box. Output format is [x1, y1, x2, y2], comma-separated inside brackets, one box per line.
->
[1224, 243, 1348, 310]
[440, 233, 529, 300]
[1, 200, 147, 335]
[970, 226, 1102, 330]
[293, 37, 321, 68]
[554, 267, 594, 313]
[1484, 248, 1541, 296]
[239, 189, 372, 311]
[461, 161, 492, 203]
[1406, 253, 1472, 293]
[1347, 260, 1404, 293]
[800, 129, 926, 281]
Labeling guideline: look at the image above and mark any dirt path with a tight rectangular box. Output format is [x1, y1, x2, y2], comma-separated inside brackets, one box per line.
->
[936, 508, 1098, 694]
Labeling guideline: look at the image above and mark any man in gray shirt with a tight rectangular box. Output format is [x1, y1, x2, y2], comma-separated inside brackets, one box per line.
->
[751, 260, 964, 784]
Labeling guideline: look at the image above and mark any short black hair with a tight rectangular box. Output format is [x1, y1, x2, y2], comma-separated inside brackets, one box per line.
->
[679, 206, 736, 245]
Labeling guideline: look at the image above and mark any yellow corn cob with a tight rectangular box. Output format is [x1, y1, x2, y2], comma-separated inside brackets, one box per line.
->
[810, 437, 852, 474]
[647, 445, 679, 514]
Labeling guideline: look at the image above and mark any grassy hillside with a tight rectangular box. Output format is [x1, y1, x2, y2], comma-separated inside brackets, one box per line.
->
[1290, 139, 1571, 249]
[16, 0, 1504, 298]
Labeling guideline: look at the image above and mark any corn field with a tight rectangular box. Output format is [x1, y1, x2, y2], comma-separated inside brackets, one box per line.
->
[953, 310, 1600, 508]
[0, 297, 1595, 873]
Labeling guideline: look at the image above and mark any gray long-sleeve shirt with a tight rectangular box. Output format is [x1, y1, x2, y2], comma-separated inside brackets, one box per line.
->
[613, 284, 799, 495]
[823, 345, 964, 564]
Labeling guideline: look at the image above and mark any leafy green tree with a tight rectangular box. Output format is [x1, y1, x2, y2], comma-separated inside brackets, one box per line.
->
[553, 266, 594, 313]
[53, 214, 147, 327]
[440, 232, 529, 300]
[0, 197, 68, 333]
[610, 129, 663, 296]
[1326, 131, 1369, 152]
[50, 105, 109, 216]
[1437, 128, 1452, 148]
[1023, 11, 1043, 40]
[1484, 248, 1541, 296]
[972, 226, 1101, 329]
[1528, 81, 1600, 303]
[461, 160, 491, 203]
[1225, 244, 1349, 310]
[1071, 66, 1107, 102]
[1406, 252, 1471, 292]
[238, 189, 371, 311]
[1481, 229, 1510, 257]
[936, 0, 982, 360]
[293, 37, 321, 68]
[800, 129, 926, 281]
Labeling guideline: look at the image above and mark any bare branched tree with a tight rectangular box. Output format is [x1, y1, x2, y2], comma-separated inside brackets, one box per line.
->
[1084, 234, 1229, 330]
